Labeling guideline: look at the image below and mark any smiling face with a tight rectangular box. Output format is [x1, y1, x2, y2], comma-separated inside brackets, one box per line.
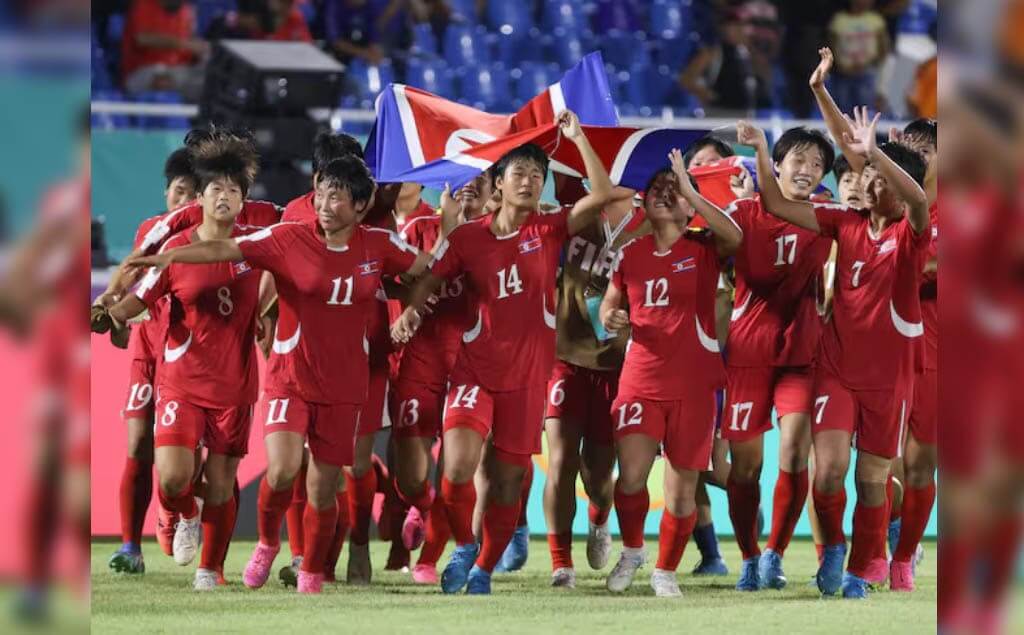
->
[315, 180, 368, 234]
[496, 158, 545, 211]
[200, 176, 243, 224]
[455, 172, 494, 219]
[861, 164, 904, 220]
[643, 171, 693, 224]
[775, 143, 826, 200]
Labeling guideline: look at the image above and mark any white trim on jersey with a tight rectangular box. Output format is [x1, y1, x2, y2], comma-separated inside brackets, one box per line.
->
[543, 296, 556, 329]
[273, 323, 301, 354]
[731, 291, 751, 321]
[695, 315, 721, 353]
[890, 300, 924, 338]
[463, 309, 483, 343]
[163, 331, 192, 363]
[366, 226, 420, 255]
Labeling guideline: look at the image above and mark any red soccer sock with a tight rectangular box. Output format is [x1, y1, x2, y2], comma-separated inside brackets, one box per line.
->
[979, 515, 1024, 607]
[199, 499, 236, 570]
[847, 502, 888, 577]
[119, 457, 153, 546]
[417, 493, 452, 567]
[656, 509, 697, 572]
[766, 469, 809, 557]
[938, 535, 973, 624]
[894, 482, 935, 562]
[726, 478, 762, 560]
[548, 532, 574, 570]
[613, 487, 650, 549]
[441, 476, 477, 546]
[812, 487, 847, 547]
[588, 502, 611, 527]
[397, 480, 433, 515]
[24, 477, 57, 587]
[286, 464, 307, 558]
[475, 499, 521, 573]
[157, 484, 198, 519]
[325, 492, 351, 577]
[219, 488, 239, 571]
[300, 502, 339, 575]
[256, 477, 293, 548]
[516, 462, 534, 527]
[345, 469, 378, 546]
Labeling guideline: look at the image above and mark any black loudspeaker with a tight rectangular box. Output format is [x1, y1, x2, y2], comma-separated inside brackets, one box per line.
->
[249, 163, 311, 206]
[204, 101, 326, 162]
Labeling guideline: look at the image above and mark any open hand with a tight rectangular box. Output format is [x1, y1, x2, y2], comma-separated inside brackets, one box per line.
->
[841, 106, 881, 159]
[809, 47, 834, 89]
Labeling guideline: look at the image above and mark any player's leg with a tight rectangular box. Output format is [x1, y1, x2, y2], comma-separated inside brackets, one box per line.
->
[811, 429, 851, 595]
[392, 382, 444, 552]
[806, 454, 826, 568]
[110, 414, 154, 573]
[842, 450, 892, 599]
[193, 451, 240, 590]
[467, 445, 529, 593]
[580, 434, 616, 571]
[891, 431, 935, 590]
[344, 367, 387, 584]
[279, 448, 309, 587]
[692, 436, 729, 575]
[494, 458, 533, 573]
[413, 444, 449, 584]
[543, 416, 583, 585]
[154, 444, 199, 566]
[606, 432, 658, 593]
[323, 475, 350, 583]
[760, 408, 812, 590]
[651, 463, 700, 598]
[296, 457, 342, 593]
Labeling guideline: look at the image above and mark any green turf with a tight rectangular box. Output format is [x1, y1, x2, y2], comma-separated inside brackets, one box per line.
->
[92, 537, 936, 634]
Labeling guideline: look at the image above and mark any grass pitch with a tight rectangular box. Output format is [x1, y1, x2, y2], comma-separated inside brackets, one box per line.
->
[92, 537, 936, 634]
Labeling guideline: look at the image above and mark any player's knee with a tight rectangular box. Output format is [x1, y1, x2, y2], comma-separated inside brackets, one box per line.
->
[731, 459, 762, 484]
[615, 471, 646, 495]
[444, 459, 476, 484]
[159, 470, 191, 497]
[904, 461, 936, 488]
[815, 461, 847, 491]
[265, 464, 297, 491]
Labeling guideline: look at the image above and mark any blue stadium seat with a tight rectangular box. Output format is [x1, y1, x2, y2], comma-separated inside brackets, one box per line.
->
[91, 90, 131, 130]
[137, 91, 190, 130]
[411, 22, 439, 56]
[405, 59, 455, 96]
[486, 1, 532, 36]
[459, 65, 512, 112]
[106, 13, 126, 44]
[492, 30, 531, 66]
[444, 24, 489, 67]
[448, 0, 478, 22]
[195, 0, 236, 37]
[621, 66, 650, 115]
[899, 0, 937, 35]
[542, 1, 585, 34]
[347, 59, 396, 100]
[551, 28, 584, 69]
[600, 29, 649, 69]
[654, 31, 700, 71]
[649, 0, 686, 40]
[512, 63, 559, 105]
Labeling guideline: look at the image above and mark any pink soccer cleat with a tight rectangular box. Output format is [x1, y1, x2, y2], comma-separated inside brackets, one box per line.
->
[411, 563, 439, 584]
[243, 542, 280, 589]
[862, 557, 889, 586]
[297, 570, 324, 594]
[889, 560, 915, 592]
[402, 506, 427, 551]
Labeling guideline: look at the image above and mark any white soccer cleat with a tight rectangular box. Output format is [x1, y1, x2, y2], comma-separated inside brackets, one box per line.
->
[173, 513, 202, 566]
[551, 567, 577, 589]
[193, 568, 218, 591]
[587, 522, 612, 570]
[606, 547, 646, 593]
[650, 568, 682, 598]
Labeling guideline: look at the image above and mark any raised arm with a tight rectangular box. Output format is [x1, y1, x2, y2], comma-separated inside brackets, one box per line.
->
[809, 47, 865, 173]
[736, 121, 821, 232]
[669, 149, 742, 256]
[562, 111, 614, 236]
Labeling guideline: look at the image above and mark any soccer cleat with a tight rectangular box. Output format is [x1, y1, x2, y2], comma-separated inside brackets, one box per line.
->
[411, 564, 439, 585]
[108, 545, 145, 574]
[863, 557, 889, 586]
[735, 556, 760, 591]
[172, 513, 202, 566]
[466, 565, 492, 595]
[193, 568, 218, 591]
[156, 506, 178, 557]
[586, 522, 612, 570]
[757, 549, 787, 590]
[889, 559, 915, 592]
[887, 519, 901, 558]
[347, 543, 373, 585]
[494, 524, 530, 573]
[551, 567, 576, 589]
[606, 547, 646, 593]
[650, 568, 682, 598]
[279, 556, 302, 588]
[691, 557, 729, 576]
[297, 570, 324, 594]
[242, 542, 280, 589]
[816, 544, 847, 596]
[402, 506, 427, 551]
[440, 543, 479, 594]
[841, 572, 869, 599]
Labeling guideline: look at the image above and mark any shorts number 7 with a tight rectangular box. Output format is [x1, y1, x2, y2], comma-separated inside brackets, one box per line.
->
[814, 395, 830, 425]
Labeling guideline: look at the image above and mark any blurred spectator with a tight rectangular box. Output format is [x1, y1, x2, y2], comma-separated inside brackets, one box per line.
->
[775, 0, 837, 118]
[874, 0, 911, 44]
[735, 1, 782, 111]
[121, 0, 208, 98]
[679, 9, 770, 116]
[409, 0, 451, 42]
[259, 0, 312, 40]
[324, 0, 385, 64]
[205, 0, 311, 42]
[828, 0, 890, 114]
[906, 19, 936, 118]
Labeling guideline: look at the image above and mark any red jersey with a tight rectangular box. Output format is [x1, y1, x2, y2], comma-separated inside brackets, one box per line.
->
[815, 205, 930, 390]
[135, 226, 263, 408]
[396, 215, 472, 388]
[128, 214, 169, 364]
[612, 230, 724, 400]
[282, 191, 315, 223]
[121, 0, 196, 78]
[430, 208, 570, 392]
[726, 196, 833, 367]
[262, 8, 313, 42]
[394, 200, 437, 233]
[920, 202, 938, 370]
[139, 200, 282, 254]
[236, 221, 419, 404]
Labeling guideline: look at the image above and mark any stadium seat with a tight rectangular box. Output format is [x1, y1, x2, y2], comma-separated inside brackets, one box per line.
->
[512, 63, 559, 106]
[492, 30, 532, 66]
[444, 24, 489, 67]
[411, 22, 439, 56]
[591, 0, 641, 32]
[486, 1, 532, 36]
[542, 1, 585, 34]
[551, 29, 584, 69]
[195, 0, 236, 37]
[899, 0, 937, 34]
[459, 65, 512, 112]
[600, 29, 649, 69]
[405, 59, 455, 96]
[448, 0, 478, 22]
[654, 31, 700, 71]
[649, 0, 686, 40]
[347, 59, 396, 100]
[106, 13, 125, 44]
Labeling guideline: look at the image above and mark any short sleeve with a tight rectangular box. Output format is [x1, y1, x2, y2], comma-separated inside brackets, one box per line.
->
[812, 202, 856, 240]
[542, 205, 571, 244]
[140, 205, 202, 254]
[240, 201, 284, 227]
[235, 223, 296, 275]
[429, 232, 463, 280]
[373, 229, 420, 275]
[723, 199, 752, 234]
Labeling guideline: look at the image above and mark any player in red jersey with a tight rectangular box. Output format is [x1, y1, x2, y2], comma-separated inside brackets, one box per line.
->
[599, 150, 742, 597]
[101, 136, 265, 591]
[107, 148, 198, 575]
[128, 155, 435, 594]
[719, 125, 837, 591]
[390, 110, 613, 594]
[738, 109, 929, 599]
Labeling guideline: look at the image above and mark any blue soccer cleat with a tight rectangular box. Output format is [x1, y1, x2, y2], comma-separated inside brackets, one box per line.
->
[441, 543, 479, 594]
[758, 548, 787, 589]
[692, 557, 729, 576]
[494, 524, 529, 573]
[466, 565, 492, 595]
[735, 556, 760, 591]
[816, 544, 847, 596]
[887, 519, 902, 558]
[841, 572, 869, 599]
[108, 544, 145, 574]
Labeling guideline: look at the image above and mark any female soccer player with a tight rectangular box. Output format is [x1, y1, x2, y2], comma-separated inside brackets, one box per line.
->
[599, 150, 742, 598]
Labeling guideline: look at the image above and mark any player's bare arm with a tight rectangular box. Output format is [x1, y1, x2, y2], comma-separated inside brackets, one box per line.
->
[391, 272, 443, 344]
[737, 121, 821, 232]
[810, 47, 865, 173]
[669, 148, 743, 256]
[561, 110, 614, 236]
[125, 238, 244, 270]
[599, 279, 629, 332]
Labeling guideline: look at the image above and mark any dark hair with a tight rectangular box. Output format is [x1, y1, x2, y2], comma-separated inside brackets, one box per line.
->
[492, 143, 549, 186]
[833, 153, 854, 182]
[772, 126, 835, 175]
[190, 135, 260, 196]
[683, 136, 734, 168]
[874, 142, 927, 188]
[902, 118, 937, 150]
[312, 131, 364, 175]
[184, 124, 256, 149]
[164, 148, 196, 189]
[642, 166, 697, 197]
[318, 155, 375, 208]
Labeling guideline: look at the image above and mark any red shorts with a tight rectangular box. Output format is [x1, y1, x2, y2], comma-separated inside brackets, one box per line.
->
[122, 359, 156, 420]
[389, 380, 446, 440]
[908, 369, 937, 446]
[154, 388, 253, 457]
[721, 365, 813, 442]
[442, 377, 546, 457]
[811, 369, 911, 459]
[611, 392, 716, 471]
[356, 365, 389, 438]
[258, 390, 361, 467]
[544, 360, 618, 446]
